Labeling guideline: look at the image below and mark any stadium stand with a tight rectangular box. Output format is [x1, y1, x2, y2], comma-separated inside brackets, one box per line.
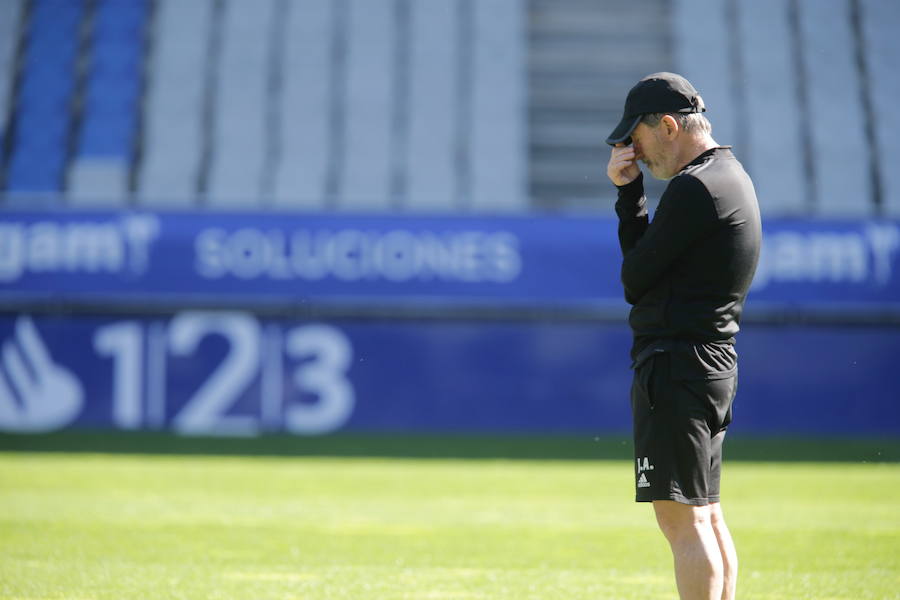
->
[340, 0, 396, 210]
[528, 0, 671, 208]
[136, 0, 214, 206]
[69, 0, 148, 204]
[135, 0, 525, 212]
[861, 0, 900, 217]
[4, 0, 83, 204]
[0, 0, 24, 162]
[310, 0, 526, 212]
[673, 0, 888, 217]
[470, 0, 527, 212]
[735, 0, 808, 215]
[673, 0, 808, 215]
[403, 0, 458, 211]
[271, 0, 331, 210]
[0, 0, 897, 216]
[796, 0, 871, 217]
[205, 0, 275, 207]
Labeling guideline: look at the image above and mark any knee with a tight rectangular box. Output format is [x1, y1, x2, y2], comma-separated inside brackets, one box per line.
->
[653, 501, 711, 543]
[708, 503, 733, 540]
[709, 503, 735, 534]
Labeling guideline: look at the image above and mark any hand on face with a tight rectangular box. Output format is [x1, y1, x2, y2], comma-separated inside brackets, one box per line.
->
[607, 142, 642, 186]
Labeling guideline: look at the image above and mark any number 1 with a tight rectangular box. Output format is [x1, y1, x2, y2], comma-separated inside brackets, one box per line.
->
[93, 321, 143, 429]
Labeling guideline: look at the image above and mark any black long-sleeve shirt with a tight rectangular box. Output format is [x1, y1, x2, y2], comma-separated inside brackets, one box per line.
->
[615, 146, 761, 377]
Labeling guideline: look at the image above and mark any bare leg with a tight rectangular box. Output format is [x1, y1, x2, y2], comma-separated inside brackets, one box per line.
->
[653, 500, 724, 600]
[709, 503, 738, 600]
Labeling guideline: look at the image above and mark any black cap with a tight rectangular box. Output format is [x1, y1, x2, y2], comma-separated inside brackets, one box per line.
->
[605, 72, 706, 146]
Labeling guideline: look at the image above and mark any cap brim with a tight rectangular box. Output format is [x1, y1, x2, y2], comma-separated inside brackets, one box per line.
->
[605, 115, 642, 146]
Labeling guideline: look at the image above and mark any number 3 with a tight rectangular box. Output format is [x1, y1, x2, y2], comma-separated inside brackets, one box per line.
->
[284, 324, 355, 434]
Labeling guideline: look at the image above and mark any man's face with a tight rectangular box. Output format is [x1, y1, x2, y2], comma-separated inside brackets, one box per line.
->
[630, 121, 677, 180]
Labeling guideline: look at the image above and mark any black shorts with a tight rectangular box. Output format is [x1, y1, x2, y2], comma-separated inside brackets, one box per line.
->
[631, 352, 737, 506]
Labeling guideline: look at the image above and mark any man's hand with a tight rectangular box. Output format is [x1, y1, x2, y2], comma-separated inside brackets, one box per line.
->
[607, 143, 641, 186]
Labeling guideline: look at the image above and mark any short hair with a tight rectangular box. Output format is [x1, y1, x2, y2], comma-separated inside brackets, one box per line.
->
[640, 112, 712, 136]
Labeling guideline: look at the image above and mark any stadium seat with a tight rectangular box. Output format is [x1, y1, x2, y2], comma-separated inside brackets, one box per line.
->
[24, 28, 79, 61]
[468, 0, 526, 212]
[673, 0, 808, 215]
[15, 112, 69, 146]
[84, 78, 141, 114]
[136, 0, 213, 206]
[28, 1, 81, 31]
[93, 0, 147, 39]
[861, 0, 900, 216]
[340, 0, 396, 210]
[797, 0, 872, 217]
[67, 160, 130, 203]
[271, 0, 332, 209]
[736, 0, 807, 215]
[5, 0, 82, 198]
[68, 0, 148, 205]
[6, 149, 66, 198]
[205, 0, 275, 207]
[0, 0, 24, 146]
[675, 0, 876, 217]
[338, 0, 526, 212]
[77, 113, 135, 157]
[16, 74, 74, 113]
[129, 0, 526, 212]
[3, 0, 891, 215]
[673, 0, 741, 181]
[405, 0, 458, 211]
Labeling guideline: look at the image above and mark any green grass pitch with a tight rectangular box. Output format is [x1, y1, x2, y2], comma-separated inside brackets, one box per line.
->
[1, 437, 898, 600]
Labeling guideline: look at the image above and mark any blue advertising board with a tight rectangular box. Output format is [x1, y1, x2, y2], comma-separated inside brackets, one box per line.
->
[0, 313, 897, 436]
[0, 211, 622, 312]
[0, 211, 898, 437]
[749, 219, 900, 314]
[1, 210, 899, 315]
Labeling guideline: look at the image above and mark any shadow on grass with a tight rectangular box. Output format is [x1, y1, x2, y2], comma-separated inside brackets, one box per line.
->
[1, 431, 898, 462]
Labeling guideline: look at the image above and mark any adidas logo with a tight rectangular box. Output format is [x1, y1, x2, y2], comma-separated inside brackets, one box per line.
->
[638, 472, 651, 488]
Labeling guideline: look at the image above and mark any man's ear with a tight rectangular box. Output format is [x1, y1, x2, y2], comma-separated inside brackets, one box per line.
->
[660, 114, 680, 139]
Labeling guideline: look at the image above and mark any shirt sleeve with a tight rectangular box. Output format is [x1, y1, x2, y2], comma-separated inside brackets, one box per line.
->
[614, 173, 649, 255]
[618, 174, 718, 304]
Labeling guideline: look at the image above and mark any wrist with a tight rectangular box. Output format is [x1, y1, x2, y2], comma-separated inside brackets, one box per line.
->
[616, 172, 644, 193]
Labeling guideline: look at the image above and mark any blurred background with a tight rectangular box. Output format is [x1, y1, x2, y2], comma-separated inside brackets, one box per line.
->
[0, 0, 898, 446]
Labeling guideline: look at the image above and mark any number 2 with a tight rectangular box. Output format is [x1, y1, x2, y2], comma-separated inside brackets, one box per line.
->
[169, 312, 261, 435]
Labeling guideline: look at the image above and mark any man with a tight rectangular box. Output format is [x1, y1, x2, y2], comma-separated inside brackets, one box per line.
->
[605, 72, 761, 600]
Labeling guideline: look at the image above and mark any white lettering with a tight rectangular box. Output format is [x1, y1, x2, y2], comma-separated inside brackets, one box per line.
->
[120, 214, 160, 273]
[866, 224, 900, 285]
[289, 230, 330, 280]
[193, 227, 524, 285]
[486, 232, 522, 282]
[0, 224, 24, 281]
[331, 230, 368, 281]
[376, 230, 420, 282]
[455, 232, 485, 282]
[64, 224, 123, 273]
[264, 230, 292, 280]
[0, 216, 161, 282]
[752, 226, 900, 290]
[194, 228, 227, 278]
[807, 234, 866, 283]
[228, 228, 267, 280]
[637, 457, 654, 473]
[418, 232, 454, 280]
[284, 324, 355, 434]
[28, 223, 61, 272]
